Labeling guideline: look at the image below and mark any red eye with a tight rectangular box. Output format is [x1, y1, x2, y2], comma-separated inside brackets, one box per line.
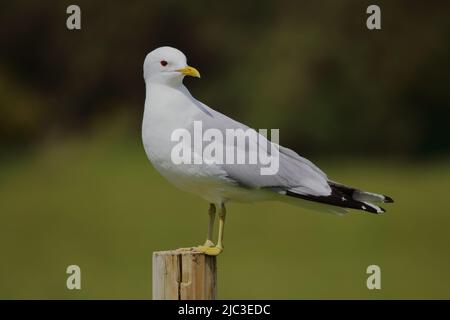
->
[160, 60, 168, 67]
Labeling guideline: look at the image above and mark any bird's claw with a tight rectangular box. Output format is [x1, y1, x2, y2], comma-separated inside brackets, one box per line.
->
[197, 245, 223, 256]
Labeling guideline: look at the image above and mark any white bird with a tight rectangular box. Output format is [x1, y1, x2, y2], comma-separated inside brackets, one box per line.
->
[142, 46, 393, 256]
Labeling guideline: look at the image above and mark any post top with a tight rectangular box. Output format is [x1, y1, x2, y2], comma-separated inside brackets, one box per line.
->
[153, 247, 205, 256]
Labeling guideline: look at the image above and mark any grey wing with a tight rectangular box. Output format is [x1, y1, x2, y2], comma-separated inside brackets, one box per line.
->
[193, 99, 392, 215]
[195, 101, 331, 197]
[222, 148, 331, 196]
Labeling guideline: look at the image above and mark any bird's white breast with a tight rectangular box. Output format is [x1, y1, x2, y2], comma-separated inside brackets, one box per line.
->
[142, 84, 239, 203]
[143, 84, 194, 160]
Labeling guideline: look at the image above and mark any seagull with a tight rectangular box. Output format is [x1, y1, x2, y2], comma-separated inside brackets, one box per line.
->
[142, 46, 393, 256]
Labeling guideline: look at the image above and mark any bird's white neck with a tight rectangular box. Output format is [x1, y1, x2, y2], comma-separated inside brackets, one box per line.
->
[143, 81, 193, 119]
[145, 74, 185, 89]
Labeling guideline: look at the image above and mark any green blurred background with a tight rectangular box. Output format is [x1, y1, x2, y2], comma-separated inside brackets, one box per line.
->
[0, 1, 449, 299]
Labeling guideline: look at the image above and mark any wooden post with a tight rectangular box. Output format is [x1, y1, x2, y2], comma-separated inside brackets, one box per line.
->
[152, 248, 217, 300]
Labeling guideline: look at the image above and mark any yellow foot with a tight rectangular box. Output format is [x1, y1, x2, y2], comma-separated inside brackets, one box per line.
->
[196, 245, 223, 256]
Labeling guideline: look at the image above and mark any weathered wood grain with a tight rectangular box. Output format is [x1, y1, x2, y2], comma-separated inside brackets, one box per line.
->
[152, 248, 217, 300]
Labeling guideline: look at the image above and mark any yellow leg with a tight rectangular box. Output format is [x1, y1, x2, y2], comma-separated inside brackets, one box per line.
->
[203, 204, 216, 247]
[198, 203, 225, 256]
[216, 203, 226, 250]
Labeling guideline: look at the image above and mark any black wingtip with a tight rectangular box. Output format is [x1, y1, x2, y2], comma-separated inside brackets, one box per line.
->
[384, 195, 394, 203]
[361, 204, 386, 214]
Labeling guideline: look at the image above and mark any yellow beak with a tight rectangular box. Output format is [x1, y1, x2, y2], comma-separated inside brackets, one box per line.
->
[176, 66, 201, 78]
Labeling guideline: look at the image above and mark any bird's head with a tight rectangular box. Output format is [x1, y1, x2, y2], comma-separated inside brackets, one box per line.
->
[143, 46, 200, 86]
